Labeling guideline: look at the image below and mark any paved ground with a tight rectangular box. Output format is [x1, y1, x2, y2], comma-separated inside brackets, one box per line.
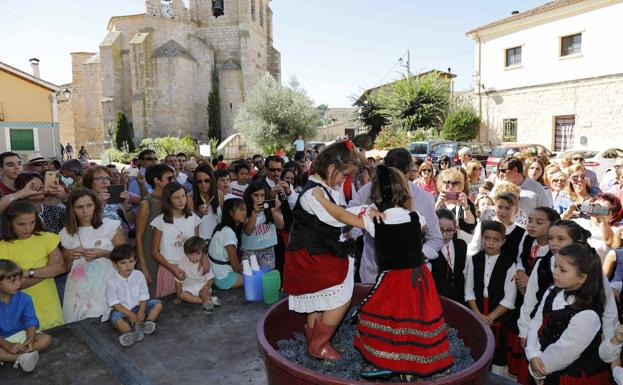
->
[3, 288, 516, 385]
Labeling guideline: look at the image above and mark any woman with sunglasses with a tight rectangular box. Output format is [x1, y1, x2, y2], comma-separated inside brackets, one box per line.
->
[548, 170, 568, 205]
[415, 161, 437, 196]
[556, 164, 601, 219]
[435, 168, 476, 238]
[188, 164, 223, 243]
[465, 160, 484, 201]
[436, 155, 451, 175]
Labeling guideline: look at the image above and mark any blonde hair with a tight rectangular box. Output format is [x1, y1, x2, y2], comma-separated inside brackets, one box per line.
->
[560, 154, 573, 168]
[543, 163, 562, 186]
[495, 191, 519, 208]
[436, 168, 470, 195]
[494, 180, 521, 197]
[465, 160, 482, 183]
[564, 164, 591, 201]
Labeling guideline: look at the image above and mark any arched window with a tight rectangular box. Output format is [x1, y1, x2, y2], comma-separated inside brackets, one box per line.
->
[251, 0, 256, 21]
[259, 0, 264, 26]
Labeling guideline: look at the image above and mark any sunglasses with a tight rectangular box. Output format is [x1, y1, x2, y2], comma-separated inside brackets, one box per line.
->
[442, 180, 461, 187]
[441, 228, 456, 234]
[571, 174, 586, 181]
[421, 169, 433, 173]
[144, 157, 158, 161]
[93, 176, 111, 182]
[498, 168, 509, 174]
[162, 175, 174, 182]
[552, 178, 566, 183]
[572, 157, 585, 161]
[33, 161, 49, 167]
[196, 178, 211, 184]
[268, 168, 282, 172]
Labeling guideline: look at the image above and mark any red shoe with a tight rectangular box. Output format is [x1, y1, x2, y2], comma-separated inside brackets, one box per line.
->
[307, 319, 341, 360]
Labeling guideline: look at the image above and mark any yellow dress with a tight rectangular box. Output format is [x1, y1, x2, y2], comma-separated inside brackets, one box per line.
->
[0, 232, 65, 330]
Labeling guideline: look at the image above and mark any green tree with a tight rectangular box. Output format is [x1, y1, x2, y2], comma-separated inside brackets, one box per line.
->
[235, 74, 319, 154]
[441, 106, 480, 141]
[352, 91, 388, 140]
[114, 112, 135, 152]
[378, 73, 450, 132]
[208, 80, 221, 142]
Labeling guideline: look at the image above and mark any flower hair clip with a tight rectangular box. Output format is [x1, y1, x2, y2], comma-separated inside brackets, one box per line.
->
[342, 140, 355, 152]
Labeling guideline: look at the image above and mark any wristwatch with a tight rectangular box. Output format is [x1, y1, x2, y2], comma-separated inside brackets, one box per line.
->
[28, 269, 35, 278]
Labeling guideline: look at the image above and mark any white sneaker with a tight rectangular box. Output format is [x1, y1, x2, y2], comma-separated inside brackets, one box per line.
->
[14, 351, 39, 372]
[211, 296, 221, 306]
[119, 332, 137, 347]
[141, 321, 156, 335]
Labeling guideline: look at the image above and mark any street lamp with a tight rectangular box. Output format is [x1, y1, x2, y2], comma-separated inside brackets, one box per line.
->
[212, 0, 224, 17]
[57, 88, 71, 104]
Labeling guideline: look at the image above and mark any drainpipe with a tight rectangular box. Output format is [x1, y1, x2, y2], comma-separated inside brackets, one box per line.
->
[475, 33, 483, 142]
[50, 93, 59, 159]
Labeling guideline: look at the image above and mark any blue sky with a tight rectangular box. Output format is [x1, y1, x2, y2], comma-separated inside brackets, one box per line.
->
[2, 0, 544, 107]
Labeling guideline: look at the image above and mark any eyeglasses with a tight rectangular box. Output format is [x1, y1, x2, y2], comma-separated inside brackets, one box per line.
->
[93, 176, 111, 182]
[268, 168, 282, 173]
[33, 161, 48, 167]
[572, 157, 585, 161]
[421, 169, 433, 173]
[498, 168, 509, 174]
[441, 228, 456, 234]
[552, 178, 566, 183]
[442, 180, 461, 187]
[254, 160, 264, 165]
[571, 174, 586, 181]
[196, 178, 211, 184]
[162, 175, 174, 182]
[144, 157, 158, 161]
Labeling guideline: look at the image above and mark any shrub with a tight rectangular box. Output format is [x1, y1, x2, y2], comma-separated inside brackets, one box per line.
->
[138, 136, 198, 159]
[353, 133, 374, 150]
[441, 106, 480, 141]
[114, 112, 135, 152]
[373, 127, 410, 150]
[104, 148, 135, 164]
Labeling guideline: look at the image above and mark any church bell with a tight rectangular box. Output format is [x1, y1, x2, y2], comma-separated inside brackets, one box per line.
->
[212, 0, 224, 17]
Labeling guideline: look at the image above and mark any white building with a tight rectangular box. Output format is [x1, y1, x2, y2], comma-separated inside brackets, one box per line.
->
[466, 0, 623, 151]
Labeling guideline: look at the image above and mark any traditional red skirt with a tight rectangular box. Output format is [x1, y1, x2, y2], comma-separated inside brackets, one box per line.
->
[354, 267, 454, 375]
[283, 247, 348, 295]
[553, 370, 613, 385]
[507, 327, 530, 384]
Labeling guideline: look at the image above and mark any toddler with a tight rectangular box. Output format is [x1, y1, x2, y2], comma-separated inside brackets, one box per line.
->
[0, 259, 51, 372]
[107, 245, 163, 347]
[175, 236, 220, 312]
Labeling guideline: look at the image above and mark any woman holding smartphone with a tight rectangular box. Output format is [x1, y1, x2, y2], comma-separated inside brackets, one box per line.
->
[82, 166, 135, 225]
[435, 168, 476, 238]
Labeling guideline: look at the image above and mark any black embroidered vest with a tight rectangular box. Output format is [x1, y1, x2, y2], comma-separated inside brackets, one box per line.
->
[473, 251, 515, 313]
[430, 238, 467, 304]
[374, 212, 423, 271]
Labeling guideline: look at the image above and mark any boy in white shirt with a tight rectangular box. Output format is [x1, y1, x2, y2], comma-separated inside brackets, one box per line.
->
[175, 237, 219, 312]
[107, 245, 163, 347]
[230, 164, 250, 197]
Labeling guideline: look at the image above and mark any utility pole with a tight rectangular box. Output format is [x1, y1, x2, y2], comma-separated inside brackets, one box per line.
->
[406, 50, 411, 77]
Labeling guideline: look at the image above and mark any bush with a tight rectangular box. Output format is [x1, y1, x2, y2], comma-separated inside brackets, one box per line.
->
[138, 136, 198, 159]
[373, 127, 410, 150]
[104, 148, 135, 164]
[353, 133, 374, 150]
[441, 106, 480, 141]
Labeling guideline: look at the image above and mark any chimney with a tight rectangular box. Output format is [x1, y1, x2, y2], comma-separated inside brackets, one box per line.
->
[29, 58, 40, 78]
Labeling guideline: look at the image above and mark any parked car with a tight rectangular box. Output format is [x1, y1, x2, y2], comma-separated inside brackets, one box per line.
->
[555, 148, 623, 181]
[431, 141, 492, 169]
[407, 140, 449, 162]
[485, 143, 553, 176]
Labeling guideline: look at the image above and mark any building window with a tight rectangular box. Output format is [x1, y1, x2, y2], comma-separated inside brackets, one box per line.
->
[505, 46, 521, 67]
[259, 0, 264, 26]
[9, 129, 35, 151]
[561, 33, 581, 56]
[502, 118, 517, 141]
[554, 115, 575, 151]
[251, 0, 255, 21]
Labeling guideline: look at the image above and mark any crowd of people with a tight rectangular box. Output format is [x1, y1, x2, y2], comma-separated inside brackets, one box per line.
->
[1, 142, 623, 384]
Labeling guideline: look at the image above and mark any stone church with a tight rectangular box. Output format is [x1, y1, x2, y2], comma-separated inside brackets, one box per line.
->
[60, 0, 280, 155]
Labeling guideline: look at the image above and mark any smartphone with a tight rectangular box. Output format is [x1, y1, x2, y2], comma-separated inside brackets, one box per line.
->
[263, 199, 277, 209]
[44, 170, 57, 192]
[127, 168, 139, 178]
[107, 184, 125, 204]
[445, 191, 460, 201]
[591, 204, 611, 216]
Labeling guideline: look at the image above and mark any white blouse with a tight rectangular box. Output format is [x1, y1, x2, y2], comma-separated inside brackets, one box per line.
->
[525, 288, 601, 380]
[464, 253, 517, 310]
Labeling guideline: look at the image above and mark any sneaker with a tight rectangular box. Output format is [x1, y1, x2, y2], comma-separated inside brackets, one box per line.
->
[141, 321, 157, 335]
[202, 300, 214, 313]
[119, 332, 137, 347]
[14, 351, 39, 372]
[211, 296, 221, 306]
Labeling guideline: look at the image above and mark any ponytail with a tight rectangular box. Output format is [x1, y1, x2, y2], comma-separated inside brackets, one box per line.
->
[559, 244, 605, 316]
[552, 220, 592, 244]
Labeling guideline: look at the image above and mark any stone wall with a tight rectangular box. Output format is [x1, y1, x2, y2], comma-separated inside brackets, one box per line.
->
[472, 74, 623, 149]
